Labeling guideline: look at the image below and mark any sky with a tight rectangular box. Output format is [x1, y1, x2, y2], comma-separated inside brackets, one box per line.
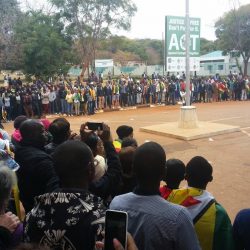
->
[20, 0, 250, 41]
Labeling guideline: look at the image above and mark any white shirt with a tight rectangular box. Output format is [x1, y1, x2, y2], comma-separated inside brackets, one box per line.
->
[49, 91, 56, 102]
[93, 155, 107, 181]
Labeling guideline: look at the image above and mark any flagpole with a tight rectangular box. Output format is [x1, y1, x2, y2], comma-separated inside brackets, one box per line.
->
[185, 0, 191, 106]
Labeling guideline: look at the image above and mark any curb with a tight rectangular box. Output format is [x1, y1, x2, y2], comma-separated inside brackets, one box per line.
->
[44, 103, 178, 119]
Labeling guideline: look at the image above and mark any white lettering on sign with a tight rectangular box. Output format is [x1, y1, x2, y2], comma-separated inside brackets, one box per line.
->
[190, 20, 200, 26]
[169, 18, 185, 25]
[180, 35, 186, 50]
[190, 35, 199, 50]
[168, 34, 199, 51]
[169, 34, 179, 51]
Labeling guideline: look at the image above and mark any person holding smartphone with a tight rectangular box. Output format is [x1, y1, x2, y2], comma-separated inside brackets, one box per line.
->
[24, 123, 122, 249]
[80, 123, 122, 200]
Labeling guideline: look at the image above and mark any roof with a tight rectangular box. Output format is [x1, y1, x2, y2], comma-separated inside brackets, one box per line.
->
[200, 50, 224, 58]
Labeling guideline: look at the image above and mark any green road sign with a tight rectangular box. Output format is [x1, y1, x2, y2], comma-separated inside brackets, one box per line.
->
[165, 16, 201, 71]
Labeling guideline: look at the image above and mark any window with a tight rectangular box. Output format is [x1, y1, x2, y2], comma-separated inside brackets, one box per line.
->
[200, 59, 224, 63]
[218, 65, 224, 70]
[207, 65, 213, 71]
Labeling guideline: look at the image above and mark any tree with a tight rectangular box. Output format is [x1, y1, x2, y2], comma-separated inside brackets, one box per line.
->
[200, 38, 219, 55]
[0, 0, 22, 70]
[215, 4, 250, 76]
[15, 11, 72, 79]
[97, 36, 164, 64]
[50, 0, 137, 77]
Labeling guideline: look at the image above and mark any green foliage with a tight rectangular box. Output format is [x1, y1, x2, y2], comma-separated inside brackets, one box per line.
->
[49, 0, 137, 71]
[98, 36, 163, 64]
[215, 4, 250, 75]
[98, 36, 222, 64]
[15, 11, 72, 79]
[200, 38, 220, 55]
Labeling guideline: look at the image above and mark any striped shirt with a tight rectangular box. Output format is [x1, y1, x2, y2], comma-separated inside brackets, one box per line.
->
[110, 192, 201, 250]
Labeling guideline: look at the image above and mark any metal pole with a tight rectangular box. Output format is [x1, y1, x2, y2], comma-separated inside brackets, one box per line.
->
[162, 32, 165, 76]
[185, 0, 191, 106]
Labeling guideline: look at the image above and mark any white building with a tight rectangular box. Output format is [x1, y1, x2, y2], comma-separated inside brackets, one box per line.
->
[198, 50, 250, 76]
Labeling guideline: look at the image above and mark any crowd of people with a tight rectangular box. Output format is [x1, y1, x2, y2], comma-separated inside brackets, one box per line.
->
[0, 71, 249, 121]
[0, 115, 249, 250]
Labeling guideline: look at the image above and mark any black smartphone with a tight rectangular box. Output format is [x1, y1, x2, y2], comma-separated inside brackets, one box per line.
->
[104, 210, 128, 250]
[86, 122, 103, 130]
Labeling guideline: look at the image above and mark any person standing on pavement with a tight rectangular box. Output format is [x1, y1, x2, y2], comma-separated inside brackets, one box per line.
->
[65, 90, 73, 116]
[49, 86, 57, 114]
[22, 91, 33, 118]
[97, 82, 105, 110]
[41, 87, 50, 115]
[73, 88, 81, 116]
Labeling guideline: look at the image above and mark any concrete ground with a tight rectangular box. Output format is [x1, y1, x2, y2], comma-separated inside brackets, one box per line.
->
[3, 101, 250, 222]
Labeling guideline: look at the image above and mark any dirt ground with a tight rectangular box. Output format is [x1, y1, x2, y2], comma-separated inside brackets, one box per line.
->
[3, 101, 250, 222]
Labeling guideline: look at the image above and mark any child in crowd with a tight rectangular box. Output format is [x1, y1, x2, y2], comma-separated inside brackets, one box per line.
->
[11, 116, 28, 148]
[84, 132, 107, 181]
[167, 156, 234, 250]
[159, 159, 185, 199]
[118, 146, 137, 195]
[121, 138, 138, 149]
[113, 125, 133, 153]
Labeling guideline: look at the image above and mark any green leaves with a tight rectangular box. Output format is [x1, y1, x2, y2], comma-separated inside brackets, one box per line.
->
[97, 36, 165, 64]
[200, 38, 219, 55]
[15, 12, 72, 79]
[215, 4, 250, 75]
[1, 0, 137, 77]
[49, 0, 137, 74]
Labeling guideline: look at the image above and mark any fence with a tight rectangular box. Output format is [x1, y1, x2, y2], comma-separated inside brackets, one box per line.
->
[68, 62, 250, 78]
[69, 64, 166, 77]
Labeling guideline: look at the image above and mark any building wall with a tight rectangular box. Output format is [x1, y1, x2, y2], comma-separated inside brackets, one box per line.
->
[68, 65, 165, 77]
[197, 62, 241, 76]
[68, 60, 249, 78]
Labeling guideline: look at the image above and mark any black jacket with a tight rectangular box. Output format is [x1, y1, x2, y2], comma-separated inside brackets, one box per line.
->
[0, 226, 11, 250]
[58, 88, 67, 99]
[44, 142, 58, 155]
[15, 145, 59, 213]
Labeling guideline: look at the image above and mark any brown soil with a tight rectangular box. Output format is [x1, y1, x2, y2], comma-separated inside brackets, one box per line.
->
[4, 101, 250, 222]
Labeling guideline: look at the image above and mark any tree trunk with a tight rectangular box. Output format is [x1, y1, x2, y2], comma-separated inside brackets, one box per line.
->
[87, 63, 90, 77]
[236, 57, 243, 75]
[243, 58, 249, 77]
[80, 62, 86, 82]
[80, 60, 91, 81]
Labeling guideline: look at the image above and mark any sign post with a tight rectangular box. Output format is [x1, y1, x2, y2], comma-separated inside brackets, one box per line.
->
[165, 12, 200, 128]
